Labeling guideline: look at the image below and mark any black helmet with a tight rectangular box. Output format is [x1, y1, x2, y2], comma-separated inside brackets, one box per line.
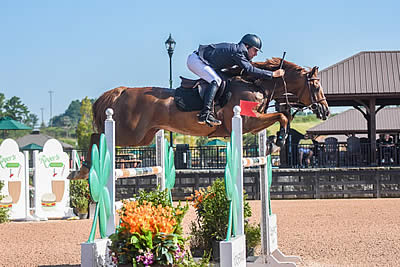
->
[240, 34, 262, 52]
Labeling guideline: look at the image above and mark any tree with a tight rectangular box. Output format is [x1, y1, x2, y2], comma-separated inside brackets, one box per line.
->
[196, 136, 208, 146]
[0, 93, 5, 117]
[61, 116, 73, 138]
[26, 114, 39, 128]
[65, 100, 84, 124]
[0, 94, 39, 131]
[52, 100, 81, 127]
[3, 96, 29, 121]
[76, 97, 93, 150]
[243, 133, 257, 146]
[52, 99, 95, 128]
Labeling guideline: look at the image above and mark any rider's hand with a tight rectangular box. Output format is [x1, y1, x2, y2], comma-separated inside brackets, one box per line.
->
[273, 69, 285, 78]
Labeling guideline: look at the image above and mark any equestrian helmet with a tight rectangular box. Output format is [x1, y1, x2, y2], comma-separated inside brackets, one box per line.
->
[240, 34, 262, 52]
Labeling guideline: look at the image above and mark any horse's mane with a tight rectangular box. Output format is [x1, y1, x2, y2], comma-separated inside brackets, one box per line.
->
[253, 57, 307, 75]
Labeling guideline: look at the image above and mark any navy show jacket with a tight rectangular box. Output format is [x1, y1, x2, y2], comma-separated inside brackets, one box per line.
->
[197, 42, 273, 80]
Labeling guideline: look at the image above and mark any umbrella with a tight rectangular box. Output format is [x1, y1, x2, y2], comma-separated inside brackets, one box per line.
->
[0, 117, 32, 138]
[21, 143, 43, 151]
[0, 117, 32, 130]
[203, 139, 226, 146]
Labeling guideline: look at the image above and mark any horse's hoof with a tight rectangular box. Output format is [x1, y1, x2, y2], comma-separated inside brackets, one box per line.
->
[276, 139, 285, 147]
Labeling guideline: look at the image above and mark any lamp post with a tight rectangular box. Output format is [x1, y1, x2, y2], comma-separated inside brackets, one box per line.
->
[48, 90, 54, 127]
[165, 33, 176, 146]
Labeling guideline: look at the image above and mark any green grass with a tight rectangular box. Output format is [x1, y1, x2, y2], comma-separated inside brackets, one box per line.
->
[266, 114, 323, 136]
[172, 114, 324, 145]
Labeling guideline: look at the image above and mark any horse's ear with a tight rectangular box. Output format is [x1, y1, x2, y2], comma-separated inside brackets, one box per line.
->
[310, 66, 319, 77]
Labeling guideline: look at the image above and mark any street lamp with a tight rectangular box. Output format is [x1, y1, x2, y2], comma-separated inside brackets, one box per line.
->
[165, 33, 176, 89]
[165, 33, 176, 146]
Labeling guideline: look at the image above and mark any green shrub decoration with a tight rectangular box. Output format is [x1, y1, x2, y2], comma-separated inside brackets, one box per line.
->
[70, 179, 91, 213]
[0, 181, 10, 224]
[187, 178, 258, 257]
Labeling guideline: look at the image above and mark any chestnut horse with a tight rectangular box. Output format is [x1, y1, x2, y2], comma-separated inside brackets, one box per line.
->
[70, 58, 329, 179]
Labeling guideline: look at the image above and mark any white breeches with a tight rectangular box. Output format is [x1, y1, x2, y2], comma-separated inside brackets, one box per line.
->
[187, 52, 222, 86]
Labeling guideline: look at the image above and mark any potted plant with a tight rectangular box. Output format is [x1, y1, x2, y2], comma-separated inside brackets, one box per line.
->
[74, 196, 89, 219]
[245, 223, 261, 257]
[0, 181, 10, 223]
[70, 180, 92, 218]
[187, 178, 256, 261]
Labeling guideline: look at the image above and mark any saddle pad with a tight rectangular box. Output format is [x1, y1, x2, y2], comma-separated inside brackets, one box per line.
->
[174, 86, 204, 112]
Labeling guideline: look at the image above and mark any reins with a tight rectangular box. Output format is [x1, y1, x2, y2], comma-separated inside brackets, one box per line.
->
[260, 55, 326, 117]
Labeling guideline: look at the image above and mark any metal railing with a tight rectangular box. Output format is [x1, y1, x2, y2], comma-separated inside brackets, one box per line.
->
[74, 143, 400, 169]
[285, 143, 399, 168]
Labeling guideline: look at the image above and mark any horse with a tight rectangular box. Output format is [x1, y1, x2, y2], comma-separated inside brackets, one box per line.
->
[70, 57, 329, 179]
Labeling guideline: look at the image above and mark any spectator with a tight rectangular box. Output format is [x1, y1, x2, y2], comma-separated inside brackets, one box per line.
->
[380, 133, 395, 164]
[298, 134, 313, 168]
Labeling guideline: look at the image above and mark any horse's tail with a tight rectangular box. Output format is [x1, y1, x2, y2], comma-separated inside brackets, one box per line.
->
[92, 86, 128, 133]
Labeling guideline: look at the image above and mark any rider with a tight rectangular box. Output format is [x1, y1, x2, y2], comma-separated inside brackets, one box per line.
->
[187, 33, 285, 127]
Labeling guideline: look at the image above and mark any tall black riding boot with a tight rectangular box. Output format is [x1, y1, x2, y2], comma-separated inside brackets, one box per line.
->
[198, 80, 222, 127]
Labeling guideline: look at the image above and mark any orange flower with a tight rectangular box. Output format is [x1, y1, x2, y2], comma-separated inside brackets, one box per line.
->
[117, 200, 178, 236]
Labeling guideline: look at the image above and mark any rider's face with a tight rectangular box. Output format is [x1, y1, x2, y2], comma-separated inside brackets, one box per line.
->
[247, 47, 258, 60]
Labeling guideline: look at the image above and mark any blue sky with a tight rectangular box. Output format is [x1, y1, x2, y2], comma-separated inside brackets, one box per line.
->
[1, 0, 399, 123]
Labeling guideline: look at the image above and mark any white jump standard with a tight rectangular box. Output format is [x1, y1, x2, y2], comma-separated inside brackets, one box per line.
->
[221, 105, 300, 267]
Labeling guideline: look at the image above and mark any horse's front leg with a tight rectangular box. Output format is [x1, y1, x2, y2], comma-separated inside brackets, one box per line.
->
[244, 112, 291, 147]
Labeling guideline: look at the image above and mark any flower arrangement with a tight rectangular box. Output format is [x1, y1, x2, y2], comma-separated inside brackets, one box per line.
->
[108, 188, 193, 266]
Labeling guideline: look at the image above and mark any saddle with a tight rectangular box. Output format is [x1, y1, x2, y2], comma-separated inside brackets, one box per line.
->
[174, 76, 231, 112]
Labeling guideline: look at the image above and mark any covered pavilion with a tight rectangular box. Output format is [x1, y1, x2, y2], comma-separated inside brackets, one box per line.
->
[317, 51, 400, 164]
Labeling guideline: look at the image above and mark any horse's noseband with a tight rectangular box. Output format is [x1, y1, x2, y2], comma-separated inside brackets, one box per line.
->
[306, 76, 325, 110]
[305, 75, 329, 120]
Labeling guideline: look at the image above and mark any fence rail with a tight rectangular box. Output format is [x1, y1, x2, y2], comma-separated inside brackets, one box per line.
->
[96, 143, 400, 170]
[114, 167, 400, 201]
[68, 145, 400, 200]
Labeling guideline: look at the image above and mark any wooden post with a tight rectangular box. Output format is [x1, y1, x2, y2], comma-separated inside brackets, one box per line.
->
[369, 98, 377, 165]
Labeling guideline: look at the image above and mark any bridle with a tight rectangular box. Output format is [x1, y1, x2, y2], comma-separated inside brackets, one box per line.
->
[261, 71, 326, 116]
[306, 74, 326, 112]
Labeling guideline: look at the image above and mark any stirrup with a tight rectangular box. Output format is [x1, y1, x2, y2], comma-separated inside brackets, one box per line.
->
[197, 112, 208, 125]
[197, 111, 221, 127]
[205, 113, 221, 127]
